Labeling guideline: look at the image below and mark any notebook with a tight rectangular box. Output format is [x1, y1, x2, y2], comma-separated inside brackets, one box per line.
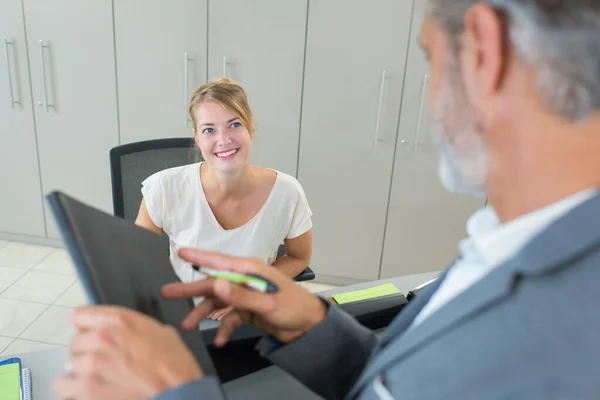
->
[332, 283, 402, 305]
[0, 358, 29, 400]
[22, 368, 32, 400]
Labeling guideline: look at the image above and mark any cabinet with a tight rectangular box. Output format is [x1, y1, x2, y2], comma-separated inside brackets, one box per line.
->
[379, 0, 485, 278]
[297, 0, 415, 280]
[0, 0, 46, 237]
[1, 0, 486, 282]
[207, 0, 308, 176]
[114, 0, 208, 144]
[23, 0, 120, 238]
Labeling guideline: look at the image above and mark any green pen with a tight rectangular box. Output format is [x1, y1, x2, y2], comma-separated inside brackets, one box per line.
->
[192, 265, 279, 293]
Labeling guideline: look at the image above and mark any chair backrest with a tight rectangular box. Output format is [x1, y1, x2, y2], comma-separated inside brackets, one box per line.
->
[109, 138, 199, 222]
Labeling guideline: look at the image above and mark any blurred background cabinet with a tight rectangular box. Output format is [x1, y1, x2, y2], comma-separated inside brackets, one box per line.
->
[4, 0, 120, 239]
[207, 0, 308, 176]
[379, 0, 485, 279]
[297, 0, 415, 281]
[0, 0, 46, 238]
[0, 0, 485, 283]
[114, 0, 208, 144]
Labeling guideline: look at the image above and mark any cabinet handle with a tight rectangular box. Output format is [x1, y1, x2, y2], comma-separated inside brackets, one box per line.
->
[413, 74, 429, 151]
[39, 40, 52, 112]
[184, 52, 191, 126]
[3, 37, 19, 107]
[222, 56, 228, 77]
[374, 70, 387, 146]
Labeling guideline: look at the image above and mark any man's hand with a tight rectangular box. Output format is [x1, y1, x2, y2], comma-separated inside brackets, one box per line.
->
[163, 248, 328, 346]
[53, 306, 203, 400]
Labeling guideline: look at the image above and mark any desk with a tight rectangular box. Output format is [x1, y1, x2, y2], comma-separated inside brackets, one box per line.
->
[3, 272, 438, 400]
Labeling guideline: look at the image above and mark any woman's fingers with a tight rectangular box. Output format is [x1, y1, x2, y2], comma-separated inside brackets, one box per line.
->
[212, 307, 233, 321]
[210, 309, 224, 321]
[181, 298, 224, 330]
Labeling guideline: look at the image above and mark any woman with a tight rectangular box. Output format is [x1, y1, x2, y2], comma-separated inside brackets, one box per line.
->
[135, 78, 313, 320]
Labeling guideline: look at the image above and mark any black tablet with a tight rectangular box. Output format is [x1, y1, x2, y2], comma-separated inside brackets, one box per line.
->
[46, 191, 217, 377]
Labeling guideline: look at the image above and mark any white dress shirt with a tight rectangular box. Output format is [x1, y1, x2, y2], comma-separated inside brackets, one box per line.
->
[410, 188, 598, 329]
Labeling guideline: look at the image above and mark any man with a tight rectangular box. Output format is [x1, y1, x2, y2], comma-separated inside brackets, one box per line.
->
[54, 1, 600, 399]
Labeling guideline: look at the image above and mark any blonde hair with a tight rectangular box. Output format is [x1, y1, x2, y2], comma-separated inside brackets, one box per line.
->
[188, 77, 254, 137]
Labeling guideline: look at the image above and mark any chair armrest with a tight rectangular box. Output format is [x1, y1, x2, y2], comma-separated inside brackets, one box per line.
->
[277, 245, 315, 282]
[293, 266, 315, 282]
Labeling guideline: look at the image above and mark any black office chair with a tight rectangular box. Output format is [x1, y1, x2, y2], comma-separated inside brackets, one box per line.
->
[109, 137, 315, 282]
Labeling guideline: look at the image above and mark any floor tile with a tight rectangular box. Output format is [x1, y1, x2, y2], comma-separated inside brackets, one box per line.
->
[0, 298, 47, 337]
[1, 339, 62, 356]
[54, 280, 89, 308]
[34, 248, 76, 276]
[0, 242, 53, 269]
[20, 306, 76, 346]
[300, 282, 339, 293]
[0, 267, 27, 294]
[0, 336, 14, 353]
[1, 271, 75, 304]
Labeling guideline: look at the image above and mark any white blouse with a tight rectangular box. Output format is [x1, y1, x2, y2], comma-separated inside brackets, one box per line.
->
[141, 162, 313, 283]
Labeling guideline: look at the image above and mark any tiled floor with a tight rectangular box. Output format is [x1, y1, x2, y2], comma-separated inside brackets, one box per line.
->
[0, 240, 336, 356]
[0, 241, 87, 356]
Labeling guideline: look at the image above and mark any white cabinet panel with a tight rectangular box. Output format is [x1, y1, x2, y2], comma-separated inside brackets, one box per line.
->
[380, 0, 485, 278]
[208, 0, 307, 176]
[23, 0, 119, 238]
[0, 0, 46, 237]
[298, 0, 414, 280]
[115, 0, 208, 144]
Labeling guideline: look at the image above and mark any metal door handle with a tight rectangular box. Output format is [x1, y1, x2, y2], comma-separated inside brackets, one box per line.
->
[374, 70, 387, 146]
[184, 53, 191, 125]
[4, 37, 19, 107]
[222, 56, 228, 77]
[413, 74, 429, 151]
[39, 40, 52, 112]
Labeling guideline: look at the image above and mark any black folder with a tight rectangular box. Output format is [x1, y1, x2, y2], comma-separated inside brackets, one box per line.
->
[46, 191, 217, 377]
[407, 278, 438, 301]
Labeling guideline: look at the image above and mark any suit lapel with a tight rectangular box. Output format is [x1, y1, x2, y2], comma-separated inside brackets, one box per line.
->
[376, 269, 448, 350]
[346, 269, 450, 399]
[348, 191, 600, 399]
[353, 263, 517, 395]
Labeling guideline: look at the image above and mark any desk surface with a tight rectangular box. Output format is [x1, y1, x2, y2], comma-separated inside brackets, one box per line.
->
[3, 272, 438, 400]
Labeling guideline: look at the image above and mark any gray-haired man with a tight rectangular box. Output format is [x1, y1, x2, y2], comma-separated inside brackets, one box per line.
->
[54, 1, 600, 399]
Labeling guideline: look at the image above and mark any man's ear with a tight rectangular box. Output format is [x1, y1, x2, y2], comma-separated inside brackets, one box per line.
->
[461, 4, 508, 104]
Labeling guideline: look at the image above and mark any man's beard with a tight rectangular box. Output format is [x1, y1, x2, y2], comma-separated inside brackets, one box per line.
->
[431, 62, 488, 198]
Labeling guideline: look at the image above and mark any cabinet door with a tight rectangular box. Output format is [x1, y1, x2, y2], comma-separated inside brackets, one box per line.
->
[208, 0, 308, 176]
[298, 0, 414, 281]
[0, 0, 46, 237]
[24, 0, 119, 238]
[380, 0, 485, 279]
[115, 0, 208, 144]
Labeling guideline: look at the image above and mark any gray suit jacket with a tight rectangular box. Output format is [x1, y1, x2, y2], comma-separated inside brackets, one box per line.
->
[156, 192, 600, 399]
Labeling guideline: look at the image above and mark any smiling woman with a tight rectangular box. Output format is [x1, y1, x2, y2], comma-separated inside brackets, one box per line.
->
[134, 78, 313, 320]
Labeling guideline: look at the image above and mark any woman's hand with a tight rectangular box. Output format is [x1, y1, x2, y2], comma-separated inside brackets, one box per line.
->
[53, 306, 202, 400]
[207, 306, 234, 321]
[162, 248, 327, 346]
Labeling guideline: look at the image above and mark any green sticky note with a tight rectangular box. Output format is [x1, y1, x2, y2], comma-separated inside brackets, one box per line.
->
[332, 283, 402, 305]
[0, 362, 21, 400]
